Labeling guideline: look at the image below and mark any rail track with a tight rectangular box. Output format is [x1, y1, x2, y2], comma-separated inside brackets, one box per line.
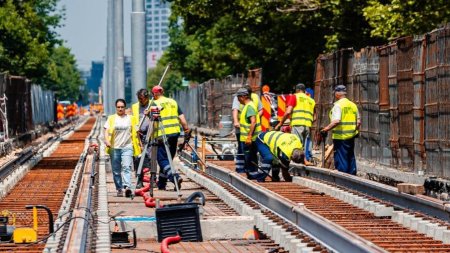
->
[0, 117, 97, 253]
[180, 148, 450, 253]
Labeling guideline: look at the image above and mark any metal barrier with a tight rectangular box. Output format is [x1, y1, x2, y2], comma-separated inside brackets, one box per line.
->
[314, 24, 450, 178]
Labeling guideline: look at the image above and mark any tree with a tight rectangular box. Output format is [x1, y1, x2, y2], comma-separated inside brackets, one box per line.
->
[166, 0, 386, 92]
[44, 46, 83, 101]
[363, 0, 450, 40]
[147, 53, 183, 95]
[0, 0, 63, 82]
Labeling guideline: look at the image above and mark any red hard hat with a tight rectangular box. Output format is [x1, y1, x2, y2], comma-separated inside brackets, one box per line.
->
[152, 86, 163, 94]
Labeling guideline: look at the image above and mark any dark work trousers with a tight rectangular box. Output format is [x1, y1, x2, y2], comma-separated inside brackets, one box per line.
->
[243, 141, 258, 176]
[157, 134, 180, 188]
[333, 137, 357, 175]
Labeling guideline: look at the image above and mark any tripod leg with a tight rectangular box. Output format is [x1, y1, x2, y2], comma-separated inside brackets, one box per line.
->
[157, 121, 182, 198]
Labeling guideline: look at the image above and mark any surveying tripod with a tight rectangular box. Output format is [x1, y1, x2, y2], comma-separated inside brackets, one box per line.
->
[133, 106, 182, 199]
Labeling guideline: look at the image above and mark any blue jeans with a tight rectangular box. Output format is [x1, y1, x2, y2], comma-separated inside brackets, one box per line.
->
[254, 132, 274, 181]
[111, 147, 133, 191]
[333, 137, 357, 175]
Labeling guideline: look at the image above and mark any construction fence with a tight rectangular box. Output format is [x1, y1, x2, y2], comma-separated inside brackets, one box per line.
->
[314, 24, 450, 178]
[173, 69, 262, 129]
[0, 73, 55, 141]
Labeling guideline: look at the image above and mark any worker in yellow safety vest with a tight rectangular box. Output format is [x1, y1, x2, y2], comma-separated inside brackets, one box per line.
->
[235, 87, 262, 177]
[131, 88, 150, 188]
[320, 85, 360, 175]
[276, 83, 315, 164]
[142, 86, 189, 190]
[232, 85, 262, 173]
[104, 99, 141, 197]
[253, 131, 304, 182]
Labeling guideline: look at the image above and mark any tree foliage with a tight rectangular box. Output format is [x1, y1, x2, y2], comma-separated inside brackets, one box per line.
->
[147, 53, 183, 95]
[166, 0, 448, 92]
[363, 0, 450, 39]
[0, 0, 82, 101]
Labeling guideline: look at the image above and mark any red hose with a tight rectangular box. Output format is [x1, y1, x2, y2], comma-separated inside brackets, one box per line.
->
[134, 183, 150, 196]
[143, 175, 150, 182]
[161, 235, 182, 253]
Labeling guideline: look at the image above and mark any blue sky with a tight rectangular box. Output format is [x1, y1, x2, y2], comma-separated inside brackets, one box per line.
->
[57, 0, 131, 70]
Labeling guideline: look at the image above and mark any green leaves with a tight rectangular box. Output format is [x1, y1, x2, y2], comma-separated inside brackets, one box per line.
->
[0, 0, 81, 101]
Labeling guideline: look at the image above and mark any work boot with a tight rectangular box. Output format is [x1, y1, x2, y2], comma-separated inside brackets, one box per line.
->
[124, 187, 132, 198]
[173, 177, 183, 191]
[157, 177, 167, 190]
[281, 167, 292, 182]
[271, 167, 281, 182]
[116, 189, 123, 197]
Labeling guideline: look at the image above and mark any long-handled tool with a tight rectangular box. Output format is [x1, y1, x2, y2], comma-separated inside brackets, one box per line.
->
[137, 63, 171, 129]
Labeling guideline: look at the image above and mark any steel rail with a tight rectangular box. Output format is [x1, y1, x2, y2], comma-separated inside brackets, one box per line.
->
[205, 163, 386, 253]
[62, 117, 101, 253]
[291, 165, 450, 221]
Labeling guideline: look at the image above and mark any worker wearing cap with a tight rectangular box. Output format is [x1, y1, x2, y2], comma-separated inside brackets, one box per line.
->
[276, 83, 315, 165]
[320, 85, 360, 175]
[254, 131, 304, 182]
[131, 88, 150, 188]
[232, 85, 262, 173]
[145, 86, 189, 190]
[236, 88, 261, 176]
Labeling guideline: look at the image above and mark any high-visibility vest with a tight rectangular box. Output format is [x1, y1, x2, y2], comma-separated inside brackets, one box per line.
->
[263, 131, 302, 159]
[132, 102, 140, 120]
[105, 114, 141, 156]
[239, 93, 260, 112]
[239, 102, 261, 141]
[153, 96, 181, 137]
[329, 98, 359, 140]
[291, 93, 315, 127]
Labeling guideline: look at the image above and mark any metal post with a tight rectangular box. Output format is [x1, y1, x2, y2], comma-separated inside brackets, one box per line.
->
[131, 0, 147, 103]
[201, 136, 206, 171]
[105, 0, 114, 115]
[114, 0, 125, 99]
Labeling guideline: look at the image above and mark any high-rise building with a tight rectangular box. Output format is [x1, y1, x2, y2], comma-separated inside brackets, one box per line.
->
[124, 56, 132, 104]
[145, 0, 171, 68]
[87, 61, 104, 93]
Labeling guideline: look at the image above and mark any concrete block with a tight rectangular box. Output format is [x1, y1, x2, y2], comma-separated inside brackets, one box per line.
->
[397, 183, 425, 195]
[442, 230, 450, 244]
[417, 220, 429, 234]
[426, 223, 439, 237]
[391, 211, 403, 223]
[374, 205, 394, 217]
[433, 226, 446, 241]
[202, 216, 254, 240]
[402, 214, 414, 228]
[410, 217, 421, 230]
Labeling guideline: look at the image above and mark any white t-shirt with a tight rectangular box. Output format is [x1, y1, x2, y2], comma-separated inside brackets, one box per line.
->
[331, 101, 361, 121]
[104, 114, 133, 149]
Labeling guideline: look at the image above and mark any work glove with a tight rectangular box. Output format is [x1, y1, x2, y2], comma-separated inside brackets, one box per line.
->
[245, 135, 252, 146]
[319, 128, 328, 139]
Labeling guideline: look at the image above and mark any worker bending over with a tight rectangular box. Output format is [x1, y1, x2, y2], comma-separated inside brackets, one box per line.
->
[252, 131, 304, 182]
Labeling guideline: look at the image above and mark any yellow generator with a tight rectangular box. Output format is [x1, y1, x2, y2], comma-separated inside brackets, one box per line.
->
[13, 205, 54, 244]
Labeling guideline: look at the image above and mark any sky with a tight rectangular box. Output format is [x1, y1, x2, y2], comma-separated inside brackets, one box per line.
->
[57, 0, 131, 70]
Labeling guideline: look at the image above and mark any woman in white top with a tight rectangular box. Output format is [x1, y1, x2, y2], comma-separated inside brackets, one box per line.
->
[104, 99, 138, 197]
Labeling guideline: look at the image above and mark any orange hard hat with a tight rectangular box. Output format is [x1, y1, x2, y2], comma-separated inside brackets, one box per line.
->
[262, 85, 270, 93]
[152, 86, 163, 94]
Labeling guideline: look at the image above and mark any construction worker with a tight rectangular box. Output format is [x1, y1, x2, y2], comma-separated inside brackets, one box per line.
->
[104, 99, 141, 197]
[146, 85, 189, 190]
[320, 85, 360, 175]
[254, 131, 304, 182]
[275, 83, 315, 164]
[236, 88, 261, 176]
[232, 85, 262, 173]
[131, 88, 150, 188]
